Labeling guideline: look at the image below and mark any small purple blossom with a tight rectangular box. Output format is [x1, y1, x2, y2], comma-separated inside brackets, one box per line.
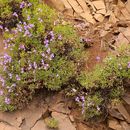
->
[44, 64, 49, 70]
[38, 18, 43, 23]
[21, 68, 24, 73]
[13, 12, 18, 17]
[8, 73, 12, 79]
[5, 27, 9, 32]
[81, 96, 85, 102]
[0, 25, 3, 30]
[28, 3, 32, 7]
[19, 44, 25, 50]
[27, 16, 31, 20]
[58, 35, 62, 40]
[44, 39, 49, 44]
[28, 63, 32, 70]
[75, 97, 80, 102]
[5, 97, 11, 104]
[33, 62, 37, 69]
[128, 62, 130, 69]
[16, 75, 21, 81]
[3, 53, 12, 64]
[20, 1, 26, 8]
[41, 52, 45, 57]
[46, 48, 50, 54]
[0, 90, 3, 96]
[96, 56, 101, 61]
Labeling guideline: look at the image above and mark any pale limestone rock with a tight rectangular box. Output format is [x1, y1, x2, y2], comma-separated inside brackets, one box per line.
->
[121, 27, 130, 42]
[80, 12, 96, 24]
[76, 0, 90, 13]
[61, 0, 74, 16]
[92, 0, 105, 10]
[120, 121, 130, 130]
[108, 119, 123, 130]
[67, 0, 83, 14]
[109, 13, 118, 24]
[96, 9, 106, 15]
[0, 100, 48, 130]
[109, 108, 124, 120]
[115, 33, 129, 47]
[122, 93, 130, 105]
[85, 0, 96, 12]
[120, 8, 130, 21]
[52, 112, 76, 130]
[94, 13, 104, 22]
[77, 123, 92, 130]
[49, 102, 70, 114]
[31, 120, 48, 130]
[117, 103, 130, 123]
[43, 0, 65, 11]
[0, 122, 19, 130]
[126, 0, 130, 13]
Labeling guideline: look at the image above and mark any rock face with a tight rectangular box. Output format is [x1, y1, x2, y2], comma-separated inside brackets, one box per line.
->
[52, 112, 76, 130]
[0, 98, 48, 130]
[31, 120, 48, 130]
[43, 0, 130, 24]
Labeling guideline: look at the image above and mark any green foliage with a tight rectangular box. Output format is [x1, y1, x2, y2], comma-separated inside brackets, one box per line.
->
[45, 118, 59, 129]
[83, 93, 103, 120]
[75, 44, 130, 120]
[0, 0, 85, 111]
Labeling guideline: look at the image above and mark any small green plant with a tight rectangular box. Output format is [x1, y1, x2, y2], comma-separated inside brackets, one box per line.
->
[0, 0, 85, 111]
[45, 118, 58, 129]
[71, 44, 130, 120]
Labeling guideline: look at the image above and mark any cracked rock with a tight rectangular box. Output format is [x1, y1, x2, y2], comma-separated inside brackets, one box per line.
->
[31, 120, 48, 130]
[52, 112, 76, 130]
[0, 122, 19, 130]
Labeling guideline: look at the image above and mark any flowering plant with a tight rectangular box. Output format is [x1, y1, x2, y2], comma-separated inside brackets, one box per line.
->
[67, 45, 130, 120]
[0, 0, 85, 111]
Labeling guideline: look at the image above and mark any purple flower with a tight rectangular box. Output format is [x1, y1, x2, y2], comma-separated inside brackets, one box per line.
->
[5, 97, 11, 104]
[38, 18, 43, 23]
[75, 97, 80, 102]
[41, 52, 45, 57]
[19, 44, 25, 50]
[96, 56, 101, 61]
[13, 12, 18, 17]
[28, 63, 32, 70]
[50, 53, 54, 59]
[45, 43, 49, 48]
[46, 48, 50, 54]
[81, 96, 85, 102]
[16, 75, 21, 81]
[5, 27, 9, 32]
[41, 59, 44, 65]
[24, 30, 30, 37]
[20, 1, 26, 8]
[44, 39, 49, 45]
[0, 90, 3, 96]
[8, 73, 12, 79]
[128, 62, 130, 69]
[28, 24, 34, 28]
[27, 16, 31, 21]
[58, 35, 62, 40]
[11, 83, 16, 87]
[28, 3, 32, 7]
[44, 64, 49, 70]
[21, 68, 24, 73]
[33, 62, 37, 69]
[0, 25, 3, 30]
[3, 53, 12, 64]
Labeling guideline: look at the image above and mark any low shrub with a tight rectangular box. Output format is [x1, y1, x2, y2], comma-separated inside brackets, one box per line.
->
[45, 117, 59, 129]
[68, 45, 130, 121]
[0, 0, 85, 111]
